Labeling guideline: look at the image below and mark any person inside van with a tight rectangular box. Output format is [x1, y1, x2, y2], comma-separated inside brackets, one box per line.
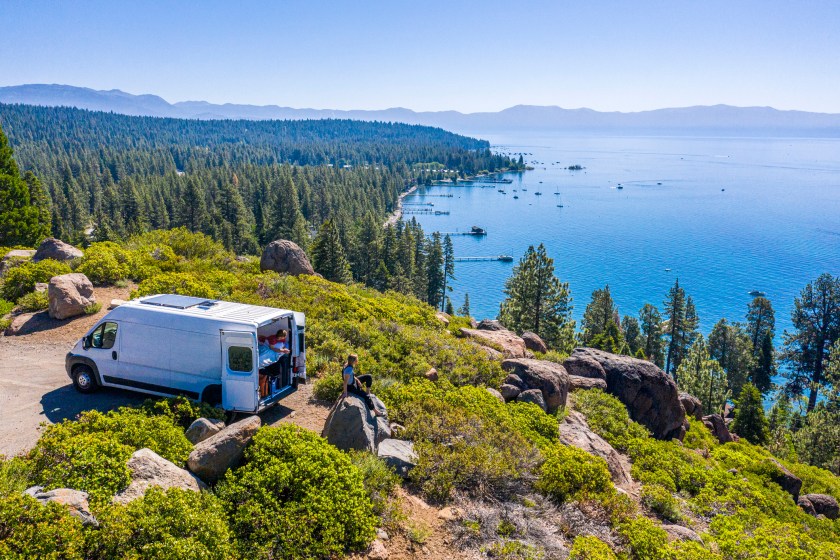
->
[342, 354, 378, 415]
[269, 329, 291, 381]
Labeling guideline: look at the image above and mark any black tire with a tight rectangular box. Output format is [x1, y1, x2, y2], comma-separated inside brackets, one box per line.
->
[201, 385, 222, 406]
[72, 365, 99, 394]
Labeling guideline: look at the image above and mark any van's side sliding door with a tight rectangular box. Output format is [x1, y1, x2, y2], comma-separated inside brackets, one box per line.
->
[220, 330, 258, 412]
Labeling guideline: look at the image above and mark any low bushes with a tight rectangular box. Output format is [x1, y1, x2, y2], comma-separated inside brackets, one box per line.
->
[0, 259, 71, 301]
[15, 290, 48, 312]
[91, 488, 235, 560]
[535, 444, 612, 503]
[571, 389, 649, 452]
[568, 535, 618, 560]
[28, 406, 193, 505]
[215, 425, 376, 559]
[0, 495, 86, 560]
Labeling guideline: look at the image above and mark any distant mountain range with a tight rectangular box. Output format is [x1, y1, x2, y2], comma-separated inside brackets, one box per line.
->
[2, 84, 840, 136]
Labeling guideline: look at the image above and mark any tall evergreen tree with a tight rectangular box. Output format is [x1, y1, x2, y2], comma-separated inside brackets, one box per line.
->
[676, 335, 730, 416]
[498, 244, 575, 352]
[782, 273, 840, 411]
[746, 296, 776, 392]
[664, 279, 688, 376]
[440, 235, 455, 311]
[311, 219, 352, 283]
[622, 315, 643, 355]
[639, 303, 665, 367]
[581, 285, 620, 345]
[0, 123, 48, 245]
[708, 319, 756, 398]
[426, 232, 444, 309]
[458, 293, 471, 317]
[731, 383, 769, 445]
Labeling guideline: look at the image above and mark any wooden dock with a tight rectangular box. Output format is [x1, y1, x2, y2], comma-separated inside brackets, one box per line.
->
[454, 255, 514, 262]
[403, 209, 450, 215]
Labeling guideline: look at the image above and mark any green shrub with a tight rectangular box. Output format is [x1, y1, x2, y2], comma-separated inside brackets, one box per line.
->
[139, 396, 225, 429]
[0, 299, 14, 316]
[76, 241, 139, 284]
[616, 516, 670, 560]
[91, 488, 234, 560]
[641, 483, 683, 522]
[216, 425, 376, 559]
[0, 259, 71, 301]
[83, 301, 102, 315]
[348, 451, 403, 529]
[571, 389, 649, 452]
[682, 417, 718, 453]
[0, 495, 86, 559]
[0, 457, 33, 498]
[536, 444, 612, 503]
[313, 363, 344, 401]
[15, 290, 48, 312]
[568, 535, 618, 560]
[133, 272, 215, 299]
[28, 407, 192, 506]
[484, 539, 545, 559]
[784, 461, 840, 501]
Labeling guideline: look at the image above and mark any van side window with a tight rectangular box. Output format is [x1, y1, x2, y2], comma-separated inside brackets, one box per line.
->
[228, 346, 253, 373]
[91, 322, 118, 349]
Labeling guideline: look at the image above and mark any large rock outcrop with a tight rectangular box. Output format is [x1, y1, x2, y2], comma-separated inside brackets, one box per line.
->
[521, 331, 548, 353]
[32, 237, 83, 263]
[377, 439, 417, 478]
[568, 375, 608, 390]
[187, 415, 261, 483]
[562, 354, 607, 380]
[185, 417, 225, 444]
[559, 411, 632, 486]
[501, 358, 570, 413]
[114, 448, 207, 504]
[24, 486, 98, 526]
[570, 348, 686, 441]
[461, 324, 529, 359]
[680, 393, 703, 420]
[768, 458, 803, 500]
[0, 249, 35, 276]
[799, 494, 839, 519]
[321, 393, 391, 453]
[702, 414, 733, 444]
[259, 239, 315, 276]
[48, 273, 96, 320]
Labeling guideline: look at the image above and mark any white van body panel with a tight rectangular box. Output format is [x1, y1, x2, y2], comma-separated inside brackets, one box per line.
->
[65, 294, 306, 413]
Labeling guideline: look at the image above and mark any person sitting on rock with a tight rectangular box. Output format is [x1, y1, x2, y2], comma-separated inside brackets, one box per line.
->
[342, 354, 377, 414]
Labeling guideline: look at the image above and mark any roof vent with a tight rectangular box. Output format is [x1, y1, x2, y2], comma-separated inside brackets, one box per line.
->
[140, 294, 216, 309]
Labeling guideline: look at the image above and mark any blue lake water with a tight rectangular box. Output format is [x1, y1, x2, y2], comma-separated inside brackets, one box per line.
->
[410, 133, 840, 341]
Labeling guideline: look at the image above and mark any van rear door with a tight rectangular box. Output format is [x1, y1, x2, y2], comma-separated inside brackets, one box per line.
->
[221, 330, 258, 412]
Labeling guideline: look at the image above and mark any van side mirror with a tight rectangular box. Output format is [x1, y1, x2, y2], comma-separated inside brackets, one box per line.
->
[82, 336, 91, 350]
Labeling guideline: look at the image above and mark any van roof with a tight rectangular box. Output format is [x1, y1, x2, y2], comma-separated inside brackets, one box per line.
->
[118, 294, 304, 327]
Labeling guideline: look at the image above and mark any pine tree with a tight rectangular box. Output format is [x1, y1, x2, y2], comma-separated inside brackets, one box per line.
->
[23, 171, 52, 240]
[708, 319, 756, 397]
[731, 383, 769, 445]
[590, 319, 627, 354]
[677, 335, 730, 416]
[746, 296, 776, 393]
[498, 244, 575, 352]
[581, 285, 619, 345]
[0, 123, 48, 245]
[664, 280, 697, 376]
[445, 297, 454, 315]
[639, 303, 665, 367]
[440, 234, 455, 311]
[781, 273, 840, 411]
[622, 315, 643, 355]
[458, 293, 471, 317]
[426, 232, 444, 308]
[311, 219, 352, 283]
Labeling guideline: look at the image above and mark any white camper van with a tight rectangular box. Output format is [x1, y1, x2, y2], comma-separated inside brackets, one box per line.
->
[65, 294, 306, 413]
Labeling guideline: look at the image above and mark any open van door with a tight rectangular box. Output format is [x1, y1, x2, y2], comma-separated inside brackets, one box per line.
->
[221, 330, 259, 412]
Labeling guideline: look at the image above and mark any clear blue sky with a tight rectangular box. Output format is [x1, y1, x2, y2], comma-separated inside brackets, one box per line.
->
[2, 0, 839, 113]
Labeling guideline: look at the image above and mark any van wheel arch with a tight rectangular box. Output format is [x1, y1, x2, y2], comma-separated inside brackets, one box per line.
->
[201, 384, 222, 406]
[71, 364, 100, 394]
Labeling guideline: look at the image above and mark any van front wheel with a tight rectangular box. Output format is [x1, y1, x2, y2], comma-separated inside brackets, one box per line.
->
[72, 365, 99, 394]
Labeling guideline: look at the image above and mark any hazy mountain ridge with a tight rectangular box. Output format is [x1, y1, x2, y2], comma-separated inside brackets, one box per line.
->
[2, 83, 840, 135]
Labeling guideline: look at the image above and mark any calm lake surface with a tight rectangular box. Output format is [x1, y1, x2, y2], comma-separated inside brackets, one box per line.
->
[410, 133, 840, 340]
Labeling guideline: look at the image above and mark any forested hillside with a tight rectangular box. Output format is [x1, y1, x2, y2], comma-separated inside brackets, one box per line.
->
[0, 103, 518, 252]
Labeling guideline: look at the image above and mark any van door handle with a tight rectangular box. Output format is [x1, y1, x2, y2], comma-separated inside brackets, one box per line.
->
[112, 351, 117, 360]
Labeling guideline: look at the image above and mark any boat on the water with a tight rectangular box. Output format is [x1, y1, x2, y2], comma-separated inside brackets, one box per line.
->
[617, 185, 624, 190]
[513, 195, 519, 199]
[470, 226, 487, 235]
[749, 290, 766, 297]
[535, 192, 542, 195]
[498, 255, 514, 262]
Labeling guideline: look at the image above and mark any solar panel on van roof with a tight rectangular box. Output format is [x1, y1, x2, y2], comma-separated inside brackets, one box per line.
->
[140, 294, 216, 309]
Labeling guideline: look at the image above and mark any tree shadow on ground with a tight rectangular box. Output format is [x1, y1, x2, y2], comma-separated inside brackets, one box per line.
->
[39, 383, 144, 424]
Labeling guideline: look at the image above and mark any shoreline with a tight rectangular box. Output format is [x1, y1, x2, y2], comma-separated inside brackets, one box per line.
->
[384, 184, 419, 227]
